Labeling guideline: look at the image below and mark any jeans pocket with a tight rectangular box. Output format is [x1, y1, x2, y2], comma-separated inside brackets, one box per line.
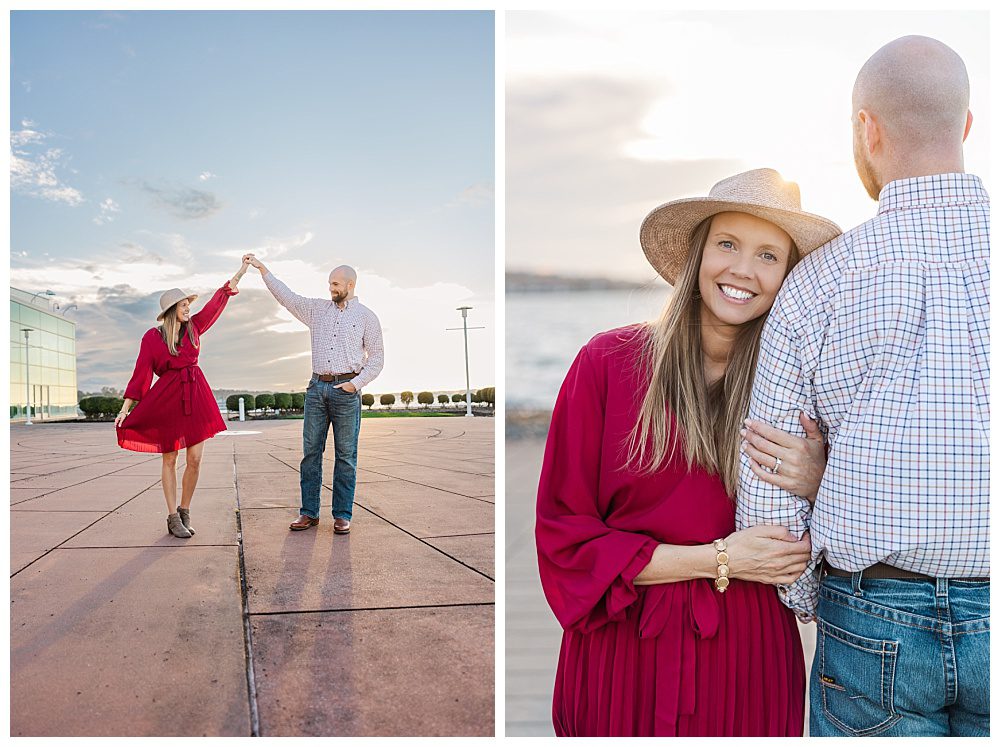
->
[817, 617, 901, 736]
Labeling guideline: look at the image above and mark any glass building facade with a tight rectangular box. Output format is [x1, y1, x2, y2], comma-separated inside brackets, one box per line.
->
[10, 288, 79, 421]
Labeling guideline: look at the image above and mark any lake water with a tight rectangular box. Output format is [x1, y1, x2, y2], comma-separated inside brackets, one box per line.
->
[506, 287, 671, 411]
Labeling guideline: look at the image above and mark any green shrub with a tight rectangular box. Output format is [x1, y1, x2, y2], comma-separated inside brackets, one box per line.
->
[291, 392, 305, 410]
[437, 394, 449, 405]
[417, 391, 434, 408]
[400, 391, 414, 408]
[231, 394, 255, 412]
[362, 393, 375, 409]
[10, 405, 17, 419]
[79, 397, 102, 419]
[451, 393, 464, 403]
[379, 393, 395, 409]
[274, 392, 292, 412]
[256, 392, 275, 414]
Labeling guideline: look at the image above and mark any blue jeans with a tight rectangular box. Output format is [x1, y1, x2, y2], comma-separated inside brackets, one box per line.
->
[299, 376, 362, 521]
[810, 572, 989, 737]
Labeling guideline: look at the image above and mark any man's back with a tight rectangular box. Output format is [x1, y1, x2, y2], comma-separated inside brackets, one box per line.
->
[738, 172, 990, 613]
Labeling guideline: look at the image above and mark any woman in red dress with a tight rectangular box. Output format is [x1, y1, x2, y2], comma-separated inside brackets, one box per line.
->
[115, 260, 249, 538]
[535, 169, 842, 736]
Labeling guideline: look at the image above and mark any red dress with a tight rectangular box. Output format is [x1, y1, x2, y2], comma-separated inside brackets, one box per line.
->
[535, 326, 804, 737]
[117, 283, 237, 453]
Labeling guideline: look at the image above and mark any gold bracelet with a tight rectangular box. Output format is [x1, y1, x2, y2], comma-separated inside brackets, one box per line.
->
[713, 538, 730, 592]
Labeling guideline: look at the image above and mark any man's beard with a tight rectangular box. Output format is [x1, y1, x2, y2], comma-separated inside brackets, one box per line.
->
[853, 128, 882, 200]
[331, 291, 347, 302]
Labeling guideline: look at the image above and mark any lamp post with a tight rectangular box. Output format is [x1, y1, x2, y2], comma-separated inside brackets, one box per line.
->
[29, 290, 56, 306]
[447, 306, 485, 417]
[22, 328, 34, 425]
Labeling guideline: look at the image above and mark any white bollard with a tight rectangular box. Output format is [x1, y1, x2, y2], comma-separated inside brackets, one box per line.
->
[238, 397, 245, 422]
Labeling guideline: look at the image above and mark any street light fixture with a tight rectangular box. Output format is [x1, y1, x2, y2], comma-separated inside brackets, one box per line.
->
[446, 306, 485, 418]
[21, 328, 34, 425]
[29, 290, 56, 306]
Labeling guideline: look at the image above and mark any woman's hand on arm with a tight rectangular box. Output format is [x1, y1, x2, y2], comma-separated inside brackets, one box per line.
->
[725, 525, 812, 585]
[741, 412, 826, 502]
[633, 524, 811, 587]
[115, 398, 135, 428]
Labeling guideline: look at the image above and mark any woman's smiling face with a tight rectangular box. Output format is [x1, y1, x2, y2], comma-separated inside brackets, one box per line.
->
[174, 298, 191, 323]
[697, 211, 794, 330]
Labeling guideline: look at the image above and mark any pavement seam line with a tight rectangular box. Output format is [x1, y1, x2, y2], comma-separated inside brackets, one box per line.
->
[355, 503, 495, 581]
[9, 484, 157, 578]
[356, 468, 496, 504]
[232, 444, 262, 737]
[248, 601, 496, 617]
[9, 456, 171, 505]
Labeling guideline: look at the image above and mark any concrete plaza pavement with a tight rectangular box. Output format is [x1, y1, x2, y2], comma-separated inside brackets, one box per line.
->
[10, 416, 495, 737]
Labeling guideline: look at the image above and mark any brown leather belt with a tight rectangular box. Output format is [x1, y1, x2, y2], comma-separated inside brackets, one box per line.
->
[314, 372, 355, 382]
[824, 560, 988, 582]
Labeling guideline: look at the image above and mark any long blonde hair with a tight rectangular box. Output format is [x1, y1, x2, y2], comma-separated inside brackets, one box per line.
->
[625, 216, 800, 496]
[158, 304, 200, 356]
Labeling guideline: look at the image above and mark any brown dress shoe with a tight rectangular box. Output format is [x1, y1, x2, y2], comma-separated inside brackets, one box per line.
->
[334, 518, 351, 534]
[289, 515, 319, 531]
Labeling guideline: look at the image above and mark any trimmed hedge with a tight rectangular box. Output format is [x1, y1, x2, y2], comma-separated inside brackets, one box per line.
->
[379, 393, 395, 409]
[79, 396, 124, 419]
[255, 393, 275, 414]
[273, 392, 292, 412]
[417, 391, 434, 408]
[437, 394, 449, 405]
[291, 392, 305, 410]
[361, 393, 375, 409]
[226, 394, 256, 412]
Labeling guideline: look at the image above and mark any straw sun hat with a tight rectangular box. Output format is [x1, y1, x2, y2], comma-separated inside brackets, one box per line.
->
[156, 288, 199, 321]
[639, 168, 842, 285]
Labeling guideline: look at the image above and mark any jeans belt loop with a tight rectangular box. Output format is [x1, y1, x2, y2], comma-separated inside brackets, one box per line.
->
[936, 577, 949, 597]
[851, 569, 864, 596]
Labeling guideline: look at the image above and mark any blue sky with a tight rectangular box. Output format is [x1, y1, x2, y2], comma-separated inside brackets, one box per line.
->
[10, 10, 494, 394]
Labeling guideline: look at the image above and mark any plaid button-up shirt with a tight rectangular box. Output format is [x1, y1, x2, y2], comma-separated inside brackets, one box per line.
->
[263, 271, 385, 391]
[736, 173, 990, 618]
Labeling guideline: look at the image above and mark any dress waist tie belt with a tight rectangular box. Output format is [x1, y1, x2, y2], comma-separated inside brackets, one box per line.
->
[637, 579, 720, 735]
[173, 365, 196, 416]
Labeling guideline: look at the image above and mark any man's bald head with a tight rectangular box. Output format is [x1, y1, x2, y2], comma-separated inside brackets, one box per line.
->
[854, 36, 969, 148]
[330, 265, 357, 284]
[328, 265, 357, 304]
[852, 36, 972, 198]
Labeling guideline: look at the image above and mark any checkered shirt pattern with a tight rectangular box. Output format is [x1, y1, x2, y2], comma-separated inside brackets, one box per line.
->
[736, 173, 990, 619]
[263, 271, 385, 390]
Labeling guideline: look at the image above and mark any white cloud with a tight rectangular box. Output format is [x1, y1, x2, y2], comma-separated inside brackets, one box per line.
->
[446, 181, 494, 208]
[198, 171, 217, 181]
[92, 197, 121, 225]
[10, 125, 84, 206]
[218, 231, 314, 261]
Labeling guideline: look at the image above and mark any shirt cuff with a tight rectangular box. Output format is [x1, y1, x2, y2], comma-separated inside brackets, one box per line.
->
[222, 282, 239, 297]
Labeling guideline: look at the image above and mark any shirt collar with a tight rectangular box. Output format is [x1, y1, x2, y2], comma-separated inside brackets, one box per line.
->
[877, 173, 989, 215]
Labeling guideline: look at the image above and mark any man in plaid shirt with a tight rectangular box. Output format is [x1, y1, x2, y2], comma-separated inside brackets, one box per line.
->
[737, 37, 989, 736]
[244, 253, 385, 536]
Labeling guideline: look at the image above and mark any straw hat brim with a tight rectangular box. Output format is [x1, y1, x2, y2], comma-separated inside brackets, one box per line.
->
[156, 293, 199, 321]
[640, 197, 842, 285]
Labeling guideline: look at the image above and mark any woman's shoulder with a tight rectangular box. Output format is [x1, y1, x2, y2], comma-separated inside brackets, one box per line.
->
[581, 324, 648, 362]
[141, 328, 164, 344]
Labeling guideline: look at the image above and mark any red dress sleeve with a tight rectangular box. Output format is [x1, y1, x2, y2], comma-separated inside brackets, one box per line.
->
[124, 329, 159, 402]
[535, 343, 659, 634]
[191, 282, 238, 335]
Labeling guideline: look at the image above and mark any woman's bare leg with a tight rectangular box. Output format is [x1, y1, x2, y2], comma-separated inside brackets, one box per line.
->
[180, 441, 204, 509]
[162, 450, 179, 513]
